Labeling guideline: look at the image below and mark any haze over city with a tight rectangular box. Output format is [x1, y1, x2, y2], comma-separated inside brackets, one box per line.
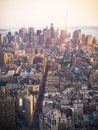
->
[1, 0, 98, 130]
[0, 0, 98, 28]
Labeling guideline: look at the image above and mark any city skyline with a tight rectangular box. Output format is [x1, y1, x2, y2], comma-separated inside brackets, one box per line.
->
[0, 1, 98, 128]
[0, 0, 98, 28]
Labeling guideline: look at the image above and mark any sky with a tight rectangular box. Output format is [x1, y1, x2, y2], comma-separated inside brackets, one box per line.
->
[0, 0, 98, 28]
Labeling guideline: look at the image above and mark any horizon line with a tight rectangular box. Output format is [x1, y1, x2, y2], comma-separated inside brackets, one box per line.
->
[0, 25, 98, 30]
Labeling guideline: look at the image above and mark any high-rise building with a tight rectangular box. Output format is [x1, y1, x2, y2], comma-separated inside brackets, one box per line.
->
[0, 34, 5, 45]
[19, 27, 27, 41]
[3, 36, 8, 45]
[73, 103, 83, 121]
[16, 87, 28, 112]
[0, 51, 8, 66]
[43, 26, 50, 40]
[86, 35, 93, 46]
[0, 87, 15, 127]
[50, 23, 55, 39]
[81, 34, 86, 46]
[28, 27, 34, 34]
[39, 109, 62, 130]
[60, 30, 66, 41]
[39, 109, 73, 130]
[24, 95, 34, 127]
[72, 30, 82, 47]
[39, 34, 44, 45]
[65, 15, 69, 37]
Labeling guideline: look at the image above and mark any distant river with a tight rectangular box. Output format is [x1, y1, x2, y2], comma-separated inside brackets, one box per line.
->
[69, 26, 98, 41]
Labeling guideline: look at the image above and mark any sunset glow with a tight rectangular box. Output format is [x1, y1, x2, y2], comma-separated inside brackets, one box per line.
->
[0, 0, 98, 28]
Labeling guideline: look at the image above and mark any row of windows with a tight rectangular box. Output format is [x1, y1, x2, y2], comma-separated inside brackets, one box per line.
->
[47, 118, 57, 126]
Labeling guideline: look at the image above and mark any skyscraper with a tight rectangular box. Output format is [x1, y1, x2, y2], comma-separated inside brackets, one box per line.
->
[0, 51, 8, 66]
[65, 15, 69, 37]
[0, 34, 5, 45]
[19, 27, 27, 41]
[24, 95, 34, 127]
[0, 87, 15, 127]
[86, 35, 93, 47]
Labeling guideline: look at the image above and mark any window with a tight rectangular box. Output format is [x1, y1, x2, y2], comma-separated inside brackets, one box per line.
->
[19, 98, 23, 106]
[52, 120, 56, 126]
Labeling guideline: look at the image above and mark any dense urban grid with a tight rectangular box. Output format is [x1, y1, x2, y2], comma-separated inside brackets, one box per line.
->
[0, 23, 98, 130]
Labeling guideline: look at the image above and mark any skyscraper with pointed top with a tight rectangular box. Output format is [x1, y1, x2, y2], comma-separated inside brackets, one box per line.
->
[65, 14, 69, 37]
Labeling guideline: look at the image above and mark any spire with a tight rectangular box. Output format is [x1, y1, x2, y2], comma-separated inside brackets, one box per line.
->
[65, 13, 69, 36]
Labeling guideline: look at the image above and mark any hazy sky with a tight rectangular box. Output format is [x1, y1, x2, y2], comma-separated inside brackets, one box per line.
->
[0, 0, 98, 28]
